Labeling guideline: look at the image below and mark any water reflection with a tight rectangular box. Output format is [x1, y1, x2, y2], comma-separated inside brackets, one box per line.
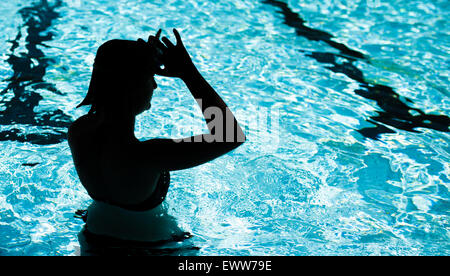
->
[0, 0, 72, 145]
[77, 228, 200, 256]
[74, 209, 200, 256]
[263, 0, 450, 139]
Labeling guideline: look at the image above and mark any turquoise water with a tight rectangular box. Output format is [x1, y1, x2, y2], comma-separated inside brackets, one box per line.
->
[0, 0, 449, 255]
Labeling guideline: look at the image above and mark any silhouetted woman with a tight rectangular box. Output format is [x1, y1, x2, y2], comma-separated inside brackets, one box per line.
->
[68, 29, 246, 249]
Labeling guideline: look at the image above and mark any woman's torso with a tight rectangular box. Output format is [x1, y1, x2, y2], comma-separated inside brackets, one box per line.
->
[68, 114, 164, 208]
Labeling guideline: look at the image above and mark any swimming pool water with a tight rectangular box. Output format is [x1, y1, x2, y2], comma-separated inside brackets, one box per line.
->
[0, 0, 449, 255]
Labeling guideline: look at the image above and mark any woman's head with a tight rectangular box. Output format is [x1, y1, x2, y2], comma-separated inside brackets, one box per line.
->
[78, 39, 160, 116]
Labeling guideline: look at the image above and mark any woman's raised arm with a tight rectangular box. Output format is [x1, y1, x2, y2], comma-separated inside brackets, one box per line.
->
[137, 29, 246, 171]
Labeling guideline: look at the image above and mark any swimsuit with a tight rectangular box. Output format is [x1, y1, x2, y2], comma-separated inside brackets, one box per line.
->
[77, 227, 198, 256]
[76, 203, 197, 256]
[75, 171, 170, 225]
[74, 171, 197, 252]
[94, 171, 171, 212]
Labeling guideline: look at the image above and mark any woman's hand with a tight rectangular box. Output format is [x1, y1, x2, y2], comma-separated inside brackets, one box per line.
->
[148, 29, 196, 80]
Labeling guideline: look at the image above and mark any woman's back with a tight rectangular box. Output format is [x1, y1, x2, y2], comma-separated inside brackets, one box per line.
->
[68, 114, 162, 207]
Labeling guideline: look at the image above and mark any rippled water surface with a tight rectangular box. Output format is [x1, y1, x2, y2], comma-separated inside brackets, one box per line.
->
[0, 0, 449, 255]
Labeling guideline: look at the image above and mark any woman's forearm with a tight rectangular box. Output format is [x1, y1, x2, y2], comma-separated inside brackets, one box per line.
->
[182, 67, 245, 143]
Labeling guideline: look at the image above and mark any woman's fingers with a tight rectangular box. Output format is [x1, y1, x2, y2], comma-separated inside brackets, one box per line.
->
[148, 29, 161, 41]
[173, 28, 184, 47]
[148, 35, 160, 45]
[148, 29, 183, 49]
[154, 38, 168, 52]
[155, 29, 162, 39]
[147, 34, 168, 58]
[161, 36, 175, 48]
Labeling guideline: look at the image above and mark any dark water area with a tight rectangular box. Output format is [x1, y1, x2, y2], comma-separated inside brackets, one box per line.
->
[0, 0, 72, 145]
[263, 0, 450, 140]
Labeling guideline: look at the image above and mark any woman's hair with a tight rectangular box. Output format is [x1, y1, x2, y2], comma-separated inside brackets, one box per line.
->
[77, 39, 157, 114]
